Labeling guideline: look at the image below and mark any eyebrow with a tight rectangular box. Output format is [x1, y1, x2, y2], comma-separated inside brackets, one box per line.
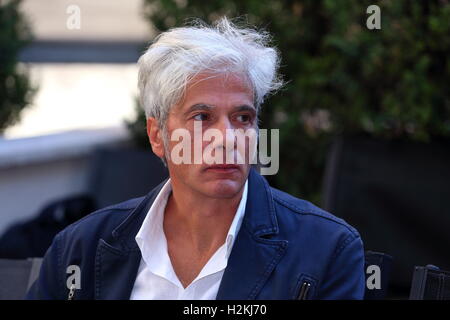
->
[234, 105, 256, 114]
[183, 103, 256, 117]
[184, 104, 214, 116]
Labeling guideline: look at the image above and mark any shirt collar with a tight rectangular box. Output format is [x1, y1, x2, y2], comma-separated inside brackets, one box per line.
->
[135, 179, 175, 283]
[134, 178, 248, 284]
[225, 180, 248, 258]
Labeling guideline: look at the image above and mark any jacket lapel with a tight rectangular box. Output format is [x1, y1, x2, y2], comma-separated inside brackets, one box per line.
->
[216, 169, 288, 299]
[94, 180, 166, 300]
[94, 240, 142, 299]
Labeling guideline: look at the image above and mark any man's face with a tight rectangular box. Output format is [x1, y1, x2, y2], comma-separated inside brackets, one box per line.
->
[149, 72, 256, 199]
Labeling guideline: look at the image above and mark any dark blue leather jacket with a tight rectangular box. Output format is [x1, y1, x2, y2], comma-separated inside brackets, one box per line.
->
[26, 169, 365, 300]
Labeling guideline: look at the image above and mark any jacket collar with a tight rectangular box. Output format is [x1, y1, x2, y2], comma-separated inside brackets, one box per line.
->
[111, 179, 166, 251]
[216, 169, 288, 299]
[95, 168, 288, 299]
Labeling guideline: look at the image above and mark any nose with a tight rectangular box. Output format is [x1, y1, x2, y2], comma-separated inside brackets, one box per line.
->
[204, 115, 236, 159]
[216, 115, 239, 151]
[215, 115, 234, 137]
[218, 116, 243, 165]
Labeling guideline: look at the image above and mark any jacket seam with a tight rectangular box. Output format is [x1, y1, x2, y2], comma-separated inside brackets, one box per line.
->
[331, 233, 359, 263]
[273, 195, 358, 237]
[261, 177, 278, 233]
[318, 234, 361, 299]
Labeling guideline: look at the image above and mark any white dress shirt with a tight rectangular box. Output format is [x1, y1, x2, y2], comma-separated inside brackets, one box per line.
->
[129, 179, 248, 300]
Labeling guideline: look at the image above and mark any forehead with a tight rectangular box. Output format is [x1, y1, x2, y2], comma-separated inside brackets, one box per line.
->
[176, 72, 254, 110]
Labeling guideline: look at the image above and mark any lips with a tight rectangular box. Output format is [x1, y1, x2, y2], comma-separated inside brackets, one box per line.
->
[205, 164, 240, 172]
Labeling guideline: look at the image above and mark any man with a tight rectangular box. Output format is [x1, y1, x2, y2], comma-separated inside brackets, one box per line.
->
[27, 17, 365, 300]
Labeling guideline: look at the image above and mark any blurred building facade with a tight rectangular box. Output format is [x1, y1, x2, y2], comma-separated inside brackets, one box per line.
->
[0, 0, 156, 233]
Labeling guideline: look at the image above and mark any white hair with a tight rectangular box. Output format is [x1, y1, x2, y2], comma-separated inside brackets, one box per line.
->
[137, 17, 283, 128]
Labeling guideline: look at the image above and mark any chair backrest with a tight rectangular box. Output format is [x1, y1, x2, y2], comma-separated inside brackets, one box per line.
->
[87, 147, 168, 209]
[0, 194, 96, 259]
[0, 258, 42, 300]
[364, 251, 393, 300]
[409, 265, 450, 300]
[322, 136, 450, 297]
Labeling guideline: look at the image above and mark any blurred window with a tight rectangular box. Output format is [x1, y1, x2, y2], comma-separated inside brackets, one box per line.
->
[5, 0, 153, 139]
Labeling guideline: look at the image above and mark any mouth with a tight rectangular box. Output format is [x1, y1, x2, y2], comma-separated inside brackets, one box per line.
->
[204, 164, 240, 173]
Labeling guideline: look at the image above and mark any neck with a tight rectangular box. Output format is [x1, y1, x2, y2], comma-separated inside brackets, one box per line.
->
[163, 179, 245, 254]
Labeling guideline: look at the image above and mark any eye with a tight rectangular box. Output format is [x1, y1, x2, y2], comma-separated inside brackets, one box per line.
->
[236, 114, 252, 124]
[193, 113, 209, 121]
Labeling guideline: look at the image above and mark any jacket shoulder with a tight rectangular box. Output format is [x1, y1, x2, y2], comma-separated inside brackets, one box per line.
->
[270, 187, 360, 239]
[59, 196, 145, 241]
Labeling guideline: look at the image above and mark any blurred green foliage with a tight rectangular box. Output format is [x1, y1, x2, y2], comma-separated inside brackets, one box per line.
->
[128, 0, 450, 203]
[0, 0, 34, 134]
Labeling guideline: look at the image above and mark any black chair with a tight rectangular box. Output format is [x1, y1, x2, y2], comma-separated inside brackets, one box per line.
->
[409, 265, 450, 300]
[364, 251, 393, 300]
[87, 147, 168, 209]
[0, 258, 42, 300]
[0, 194, 96, 259]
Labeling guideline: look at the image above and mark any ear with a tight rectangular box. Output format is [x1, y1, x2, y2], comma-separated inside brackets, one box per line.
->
[146, 117, 165, 159]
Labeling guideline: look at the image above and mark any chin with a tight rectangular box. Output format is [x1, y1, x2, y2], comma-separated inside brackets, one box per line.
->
[203, 179, 242, 199]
